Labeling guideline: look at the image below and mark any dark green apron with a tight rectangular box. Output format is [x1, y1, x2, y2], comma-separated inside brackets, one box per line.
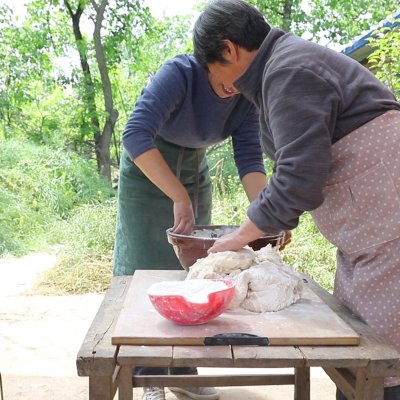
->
[113, 136, 212, 275]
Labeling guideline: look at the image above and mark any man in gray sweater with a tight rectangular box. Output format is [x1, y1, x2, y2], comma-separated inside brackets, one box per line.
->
[193, 1, 400, 399]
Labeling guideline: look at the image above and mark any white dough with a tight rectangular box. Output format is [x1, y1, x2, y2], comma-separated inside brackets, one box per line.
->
[186, 245, 303, 312]
[239, 263, 302, 312]
[186, 248, 256, 280]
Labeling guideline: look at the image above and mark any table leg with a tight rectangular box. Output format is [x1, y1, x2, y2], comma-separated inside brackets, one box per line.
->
[119, 366, 133, 400]
[294, 367, 310, 400]
[355, 369, 384, 400]
[89, 376, 115, 400]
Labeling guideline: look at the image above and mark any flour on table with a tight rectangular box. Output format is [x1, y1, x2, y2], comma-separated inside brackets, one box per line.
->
[186, 245, 303, 312]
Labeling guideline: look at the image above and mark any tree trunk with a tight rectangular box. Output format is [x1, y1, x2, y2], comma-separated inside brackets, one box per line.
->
[91, 0, 118, 181]
[281, 0, 293, 32]
[64, 0, 104, 176]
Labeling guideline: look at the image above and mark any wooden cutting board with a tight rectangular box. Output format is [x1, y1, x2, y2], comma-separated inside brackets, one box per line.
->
[112, 270, 360, 346]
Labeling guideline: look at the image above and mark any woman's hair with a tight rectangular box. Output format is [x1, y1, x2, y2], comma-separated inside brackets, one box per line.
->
[193, 0, 271, 68]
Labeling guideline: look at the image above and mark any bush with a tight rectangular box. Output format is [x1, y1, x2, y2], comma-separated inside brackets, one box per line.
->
[367, 16, 400, 99]
[0, 139, 114, 256]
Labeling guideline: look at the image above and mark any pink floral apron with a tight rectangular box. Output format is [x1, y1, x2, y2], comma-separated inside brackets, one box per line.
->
[311, 110, 400, 387]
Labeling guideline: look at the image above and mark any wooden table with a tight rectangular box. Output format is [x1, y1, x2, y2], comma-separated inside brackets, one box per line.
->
[76, 274, 400, 400]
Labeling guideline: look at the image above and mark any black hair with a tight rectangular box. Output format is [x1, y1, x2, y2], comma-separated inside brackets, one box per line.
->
[193, 0, 271, 68]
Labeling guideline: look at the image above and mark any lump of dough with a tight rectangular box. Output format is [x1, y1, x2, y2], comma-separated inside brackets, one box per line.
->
[239, 263, 303, 312]
[186, 244, 303, 313]
[254, 244, 283, 265]
[187, 248, 255, 280]
[227, 268, 251, 309]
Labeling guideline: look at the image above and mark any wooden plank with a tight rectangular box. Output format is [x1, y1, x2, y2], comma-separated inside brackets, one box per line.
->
[132, 374, 295, 388]
[118, 345, 233, 368]
[232, 345, 305, 368]
[173, 345, 234, 367]
[112, 270, 359, 346]
[118, 345, 173, 367]
[77, 276, 130, 376]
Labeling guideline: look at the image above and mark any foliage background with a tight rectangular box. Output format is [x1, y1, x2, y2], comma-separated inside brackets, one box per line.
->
[0, 0, 399, 295]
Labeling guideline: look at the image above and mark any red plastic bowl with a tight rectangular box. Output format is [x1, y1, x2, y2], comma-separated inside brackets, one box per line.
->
[147, 279, 235, 325]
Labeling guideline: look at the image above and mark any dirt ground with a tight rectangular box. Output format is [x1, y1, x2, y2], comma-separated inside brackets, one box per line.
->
[0, 250, 337, 400]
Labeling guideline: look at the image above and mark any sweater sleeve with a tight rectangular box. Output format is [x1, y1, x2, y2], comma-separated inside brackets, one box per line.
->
[231, 104, 266, 179]
[248, 67, 341, 233]
[122, 60, 187, 160]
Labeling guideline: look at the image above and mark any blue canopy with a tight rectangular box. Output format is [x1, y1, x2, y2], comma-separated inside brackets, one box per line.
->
[341, 9, 400, 61]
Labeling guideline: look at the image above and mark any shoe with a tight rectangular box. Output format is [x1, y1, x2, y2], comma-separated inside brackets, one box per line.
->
[169, 386, 219, 400]
[142, 387, 166, 400]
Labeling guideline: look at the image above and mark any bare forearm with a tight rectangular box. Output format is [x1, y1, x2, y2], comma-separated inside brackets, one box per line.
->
[133, 148, 190, 204]
[241, 172, 267, 201]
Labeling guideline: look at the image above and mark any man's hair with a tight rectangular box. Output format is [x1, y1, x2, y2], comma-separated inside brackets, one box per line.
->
[193, 0, 271, 68]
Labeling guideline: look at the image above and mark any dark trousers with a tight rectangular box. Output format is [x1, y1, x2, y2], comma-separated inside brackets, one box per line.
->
[337, 386, 400, 400]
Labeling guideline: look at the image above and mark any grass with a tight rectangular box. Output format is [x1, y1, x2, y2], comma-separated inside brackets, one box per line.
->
[35, 193, 336, 295]
[0, 139, 114, 256]
[1, 138, 336, 295]
[282, 213, 336, 292]
[35, 200, 116, 295]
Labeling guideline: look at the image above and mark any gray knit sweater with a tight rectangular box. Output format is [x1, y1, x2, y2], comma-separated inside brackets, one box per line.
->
[235, 28, 400, 233]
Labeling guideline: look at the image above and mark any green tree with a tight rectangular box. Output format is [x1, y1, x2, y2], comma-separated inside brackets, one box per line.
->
[248, 0, 399, 45]
[367, 17, 400, 99]
[0, 4, 55, 139]
[60, 0, 154, 180]
[13, 0, 191, 180]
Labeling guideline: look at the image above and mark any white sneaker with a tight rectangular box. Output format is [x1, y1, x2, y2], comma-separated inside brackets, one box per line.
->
[142, 387, 166, 400]
[169, 386, 219, 400]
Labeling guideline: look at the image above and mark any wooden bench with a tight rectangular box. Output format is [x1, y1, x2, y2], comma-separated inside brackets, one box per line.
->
[77, 276, 400, 400]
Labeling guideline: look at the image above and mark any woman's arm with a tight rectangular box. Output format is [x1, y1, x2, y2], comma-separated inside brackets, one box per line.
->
[241, 171, 267, 201]
[134, 148, 194, 234]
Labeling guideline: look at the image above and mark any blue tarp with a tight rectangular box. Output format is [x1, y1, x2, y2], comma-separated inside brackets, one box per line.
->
[341, 9, 400, 61]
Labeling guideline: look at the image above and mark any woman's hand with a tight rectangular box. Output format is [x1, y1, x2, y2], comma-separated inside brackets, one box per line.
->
[171, 200, 195, 235]
[134, 149, 195, 235]
[207, 229, 249, 253]
[208, 219, 265, 253]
